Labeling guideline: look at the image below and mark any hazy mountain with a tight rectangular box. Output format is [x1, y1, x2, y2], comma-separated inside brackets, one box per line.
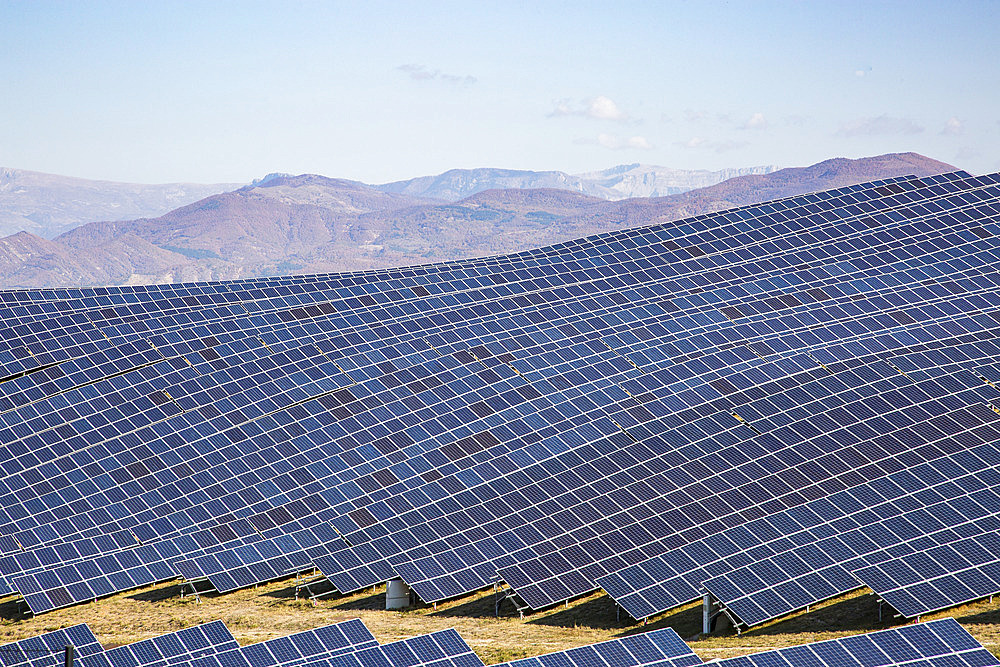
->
[53, 174, 437, 284]
[537, 153, 959, 233]
[375, 163, 778, 201]
[0, 168, 243, 239]
[573, 163, 779, 198]
[0, 153, 957, 288]
[0, 162, 777, 240]
[375, 167, 620, 200]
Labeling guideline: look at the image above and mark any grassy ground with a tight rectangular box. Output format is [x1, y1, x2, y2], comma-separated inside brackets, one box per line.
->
[2, 579, 1000, 664]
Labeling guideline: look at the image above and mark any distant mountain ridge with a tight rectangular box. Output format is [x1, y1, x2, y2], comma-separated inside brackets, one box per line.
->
[0, 168, 243, 239]
[374, 163, 779, 201]
[0, 153, 957, 288]
[573, 163, 778, 198]
[0, 163, 776, 241]
[375, 167, 616, 201]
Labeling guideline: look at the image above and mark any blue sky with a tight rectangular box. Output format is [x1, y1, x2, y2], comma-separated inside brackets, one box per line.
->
[2, 0, 998, 184]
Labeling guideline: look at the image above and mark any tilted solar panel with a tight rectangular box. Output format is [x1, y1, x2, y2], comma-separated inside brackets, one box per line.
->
[854, 529, 1000, 619]
[231, 619, 378, 667]
[77, 621, 238, 667]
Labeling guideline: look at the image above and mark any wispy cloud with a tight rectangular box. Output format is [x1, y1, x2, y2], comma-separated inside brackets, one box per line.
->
[575, 133, 652, 150]
[680, 109, 735, 124]
[855, 66, 872, 77]
[836, 115, 923, 137]
[741, 112, 767, 130]
[396, 64, 476, 86]
[941, 116, 964, 136]
[550, 95, 632, 122]
[675, 137, 748, 153]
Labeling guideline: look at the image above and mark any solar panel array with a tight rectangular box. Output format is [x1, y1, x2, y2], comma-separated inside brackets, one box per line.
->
[2, 169, 1000, 628]
[2, 618, 996, 667]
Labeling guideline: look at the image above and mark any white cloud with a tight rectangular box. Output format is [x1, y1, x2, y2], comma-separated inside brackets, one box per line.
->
[836, 115, 924, 137]
[742, 112, 768, 130]
[626, 135, 652, 149]
[855, 66, 872, 77]
[675, 137, 747, 153]
[551, 100, 574, 116]
[550, 95, 632, 122]
[941, 116, 964, 136]
[396, 64, 476, 86]
[589, 96, 627, 121]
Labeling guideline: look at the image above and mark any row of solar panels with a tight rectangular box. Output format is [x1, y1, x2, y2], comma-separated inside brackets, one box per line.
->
[0, 617, 995, 667]
[2, 171, 1000, 629]
[0, 172, 976, 536]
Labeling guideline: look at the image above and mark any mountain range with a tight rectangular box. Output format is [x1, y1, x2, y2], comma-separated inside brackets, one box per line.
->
[1, 163, 778, 240]
[374, 163, 778, 201]
[0, 153, 956, 288]
[0, 168, 243, 239]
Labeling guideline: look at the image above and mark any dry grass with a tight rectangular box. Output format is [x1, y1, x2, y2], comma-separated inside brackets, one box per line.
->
[1, 580, 999, 664]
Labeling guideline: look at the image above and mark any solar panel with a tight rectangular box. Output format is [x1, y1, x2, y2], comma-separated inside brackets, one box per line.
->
[78, 621, 238, 667]
[601, 407, 1000, 622]
[231, 619, 378, 667]
[699, 440, 1000, 627]
[855, 529, 1000, 618]
[114, 619, 380, 667]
